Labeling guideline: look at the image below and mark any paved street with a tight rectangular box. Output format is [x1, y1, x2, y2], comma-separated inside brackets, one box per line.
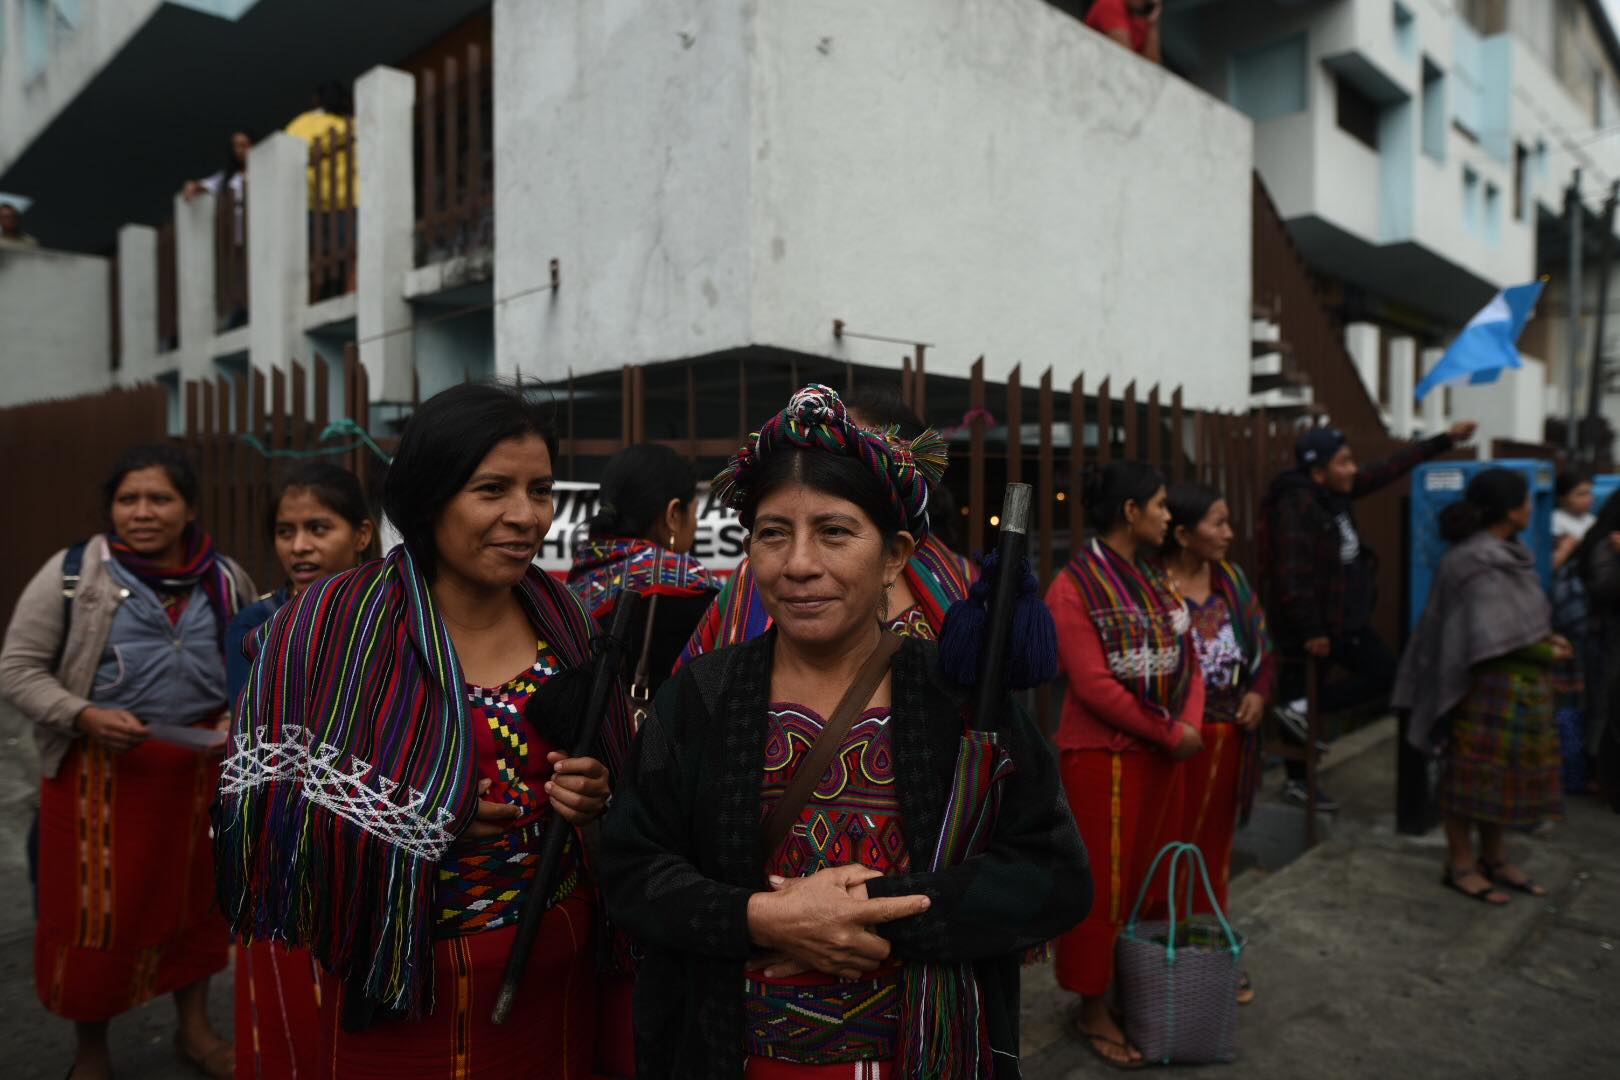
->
[1020, 722, 1620, 1078]
[1, 702, 1615, 1077]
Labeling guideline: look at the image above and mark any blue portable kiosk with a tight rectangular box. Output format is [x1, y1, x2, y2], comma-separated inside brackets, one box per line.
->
[1591, 474, 1620, 516]
[1408, 459, 1556, 632]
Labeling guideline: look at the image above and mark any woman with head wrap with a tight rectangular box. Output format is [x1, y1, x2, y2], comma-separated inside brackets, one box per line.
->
[600, 384, 1089, 1078]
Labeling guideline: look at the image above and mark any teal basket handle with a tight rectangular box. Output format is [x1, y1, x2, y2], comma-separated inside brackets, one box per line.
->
[1122, 841, 1244, 962]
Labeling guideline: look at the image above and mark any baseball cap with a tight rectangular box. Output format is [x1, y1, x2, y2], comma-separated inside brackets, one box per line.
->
[1295, 427, 1348, 468]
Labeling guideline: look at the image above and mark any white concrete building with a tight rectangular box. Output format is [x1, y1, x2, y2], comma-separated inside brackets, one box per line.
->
[1, 0, 1262, 429]
[1174, 0, 1620, 450]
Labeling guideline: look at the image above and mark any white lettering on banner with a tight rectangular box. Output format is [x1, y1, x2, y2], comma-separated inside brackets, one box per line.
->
[377, 482, 745, 577]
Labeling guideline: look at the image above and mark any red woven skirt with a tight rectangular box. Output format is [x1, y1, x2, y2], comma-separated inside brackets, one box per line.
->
[1175, 723, 1243, 914]
[319, 892, 599, 1079]
[1054, 748, 1182, 998]
[34, 733, 229, 1021]
[236, 941, 323, 1078]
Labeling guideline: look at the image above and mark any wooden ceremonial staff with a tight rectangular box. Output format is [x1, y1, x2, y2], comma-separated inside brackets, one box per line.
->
[971, 483, 1032, 728]
[490, 588, 644, 1024]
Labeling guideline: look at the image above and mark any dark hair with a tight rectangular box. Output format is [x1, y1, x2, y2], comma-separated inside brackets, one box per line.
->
[738, 449, 906, 543]
[315, 80, 351, 115]
[269, 461, 374, 543]
[224, 129, 256, 179]
[382, 382, 559, 579]
[1438, 467, 1530, 543]
[1555, 468, 1591, 500]
[845, 384, 926, 439]
[102, 444, 199, 517]
[1082, 460, 1165, 531]
[588, 444, 697, 541]
[1162, 482, 1223, 556]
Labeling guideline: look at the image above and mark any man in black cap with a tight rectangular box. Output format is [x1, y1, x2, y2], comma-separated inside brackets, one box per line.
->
[1260, 419, 1478, 808]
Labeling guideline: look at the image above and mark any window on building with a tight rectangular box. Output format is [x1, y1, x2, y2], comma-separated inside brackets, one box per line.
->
[1485, 182, 1501, 245]
[1514, 142, 1529, 220]
[1463, 167, 1482, 234]
[1229, 33, 1309, 122]
[1336, 74, 1382, 151]
[1422, 58, 1446, 161]
[1393, 3, 1416, 61]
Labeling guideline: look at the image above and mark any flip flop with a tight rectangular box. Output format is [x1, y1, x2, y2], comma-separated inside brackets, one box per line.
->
[1441, 867, 1509, 905]
[1074, 1021, 1144, 1070]
[1479, 858, 1548, 897]
[173, 1033, 233, 1079]
[1237, 971, 1255, 1006]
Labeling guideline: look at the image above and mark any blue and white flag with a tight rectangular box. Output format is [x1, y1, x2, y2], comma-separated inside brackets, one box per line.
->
[1415, 281, 1544, 401]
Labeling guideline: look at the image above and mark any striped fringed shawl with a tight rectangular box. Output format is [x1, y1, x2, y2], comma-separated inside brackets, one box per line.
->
[1210, 559, 1272, 824]
[214, 546, 622, 1017]
[1064, 538, 1196, 719]
[676, 533, 975, 666]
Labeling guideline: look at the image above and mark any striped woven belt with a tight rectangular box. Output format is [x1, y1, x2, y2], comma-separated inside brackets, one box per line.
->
[433, 821, 580, 938]
[742, 971, 902, 1064]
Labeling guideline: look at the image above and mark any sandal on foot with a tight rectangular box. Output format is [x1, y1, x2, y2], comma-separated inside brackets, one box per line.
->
[173, 1033, 233, 1079]
[1479, 858, 1548, 897]
[1441, 867, 1509, 905]
[1237, 971, 1255, 1006]
[1075, 1022, 1143, 1070]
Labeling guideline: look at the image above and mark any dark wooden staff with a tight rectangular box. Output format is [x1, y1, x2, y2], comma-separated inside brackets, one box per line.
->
[971, 483, 1033, 729]
[491, 588, 643, 1024]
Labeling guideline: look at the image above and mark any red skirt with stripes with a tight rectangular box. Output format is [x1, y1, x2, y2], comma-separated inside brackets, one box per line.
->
[34, 734, 230, 1021]
[1174, 723, 1243, 914]
[236, 941, 323, 1078]
[1054, 748, 1183, 998]
[318, 892, 599, 1079]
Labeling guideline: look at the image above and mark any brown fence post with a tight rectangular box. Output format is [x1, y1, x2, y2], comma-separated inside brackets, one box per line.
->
[1006, 364, 1022, 486]
[1038, 368, 1055, 587]
[1096, 377, 1112, 467]
[969, 357, 986, 555]
[1146, 384, 1162, 473]
[1171, 386, 1185, 483]
[1123, 380, 1139, 460]
[913, 344, 928, 421]
[1069, 374, 1086, 545]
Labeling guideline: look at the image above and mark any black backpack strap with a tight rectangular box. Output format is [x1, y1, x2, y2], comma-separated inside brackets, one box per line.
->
[51, 540, 89, 675]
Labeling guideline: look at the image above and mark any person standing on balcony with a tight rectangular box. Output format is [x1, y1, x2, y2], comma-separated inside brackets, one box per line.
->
[223, 462, 374, 1080]
[1047, 461, 1205, 1068]
[1260, 420, 1476, 811]
[678, 385, 973, 666]
[216, 383, 627, 1078]
[0, 445, 256, 1080]
[1157, 482, 1272, 1007]
[1394, 468, 1568, 904]
[287, 81, 357, 298]
[0, 200, 39, 247]
[1085, 0, 1163, 64]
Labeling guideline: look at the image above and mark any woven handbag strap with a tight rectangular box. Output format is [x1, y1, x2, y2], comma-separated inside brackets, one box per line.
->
[759, 632, 902, 867]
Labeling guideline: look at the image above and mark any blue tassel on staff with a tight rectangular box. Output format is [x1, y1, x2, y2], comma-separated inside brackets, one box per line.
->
[937, 550, 1057, 691]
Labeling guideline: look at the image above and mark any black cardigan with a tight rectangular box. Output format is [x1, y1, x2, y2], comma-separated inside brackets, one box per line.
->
[599, 631, 1093, 1078]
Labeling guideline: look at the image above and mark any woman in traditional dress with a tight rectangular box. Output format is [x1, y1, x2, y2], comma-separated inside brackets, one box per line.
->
[601, 385, 1090, 1078]
[567, 441, 718, 700]
[1045, 460, 1205, 1069]
[0, 444, 255, 1079]
[224, 461, 374, 1079]
[1395, 467, 1569, 905]
[215, 382, 629, 1077]
[678, 384, 972, 664]
[1158, 482, 1272, 1006]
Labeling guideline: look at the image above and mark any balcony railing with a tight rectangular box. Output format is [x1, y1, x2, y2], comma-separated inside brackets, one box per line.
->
[308, 124, 358, 303]
[415, 42, 493, 266]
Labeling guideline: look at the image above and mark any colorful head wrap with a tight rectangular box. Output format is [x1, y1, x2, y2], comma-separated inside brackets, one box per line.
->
[714, 384, 947, 538]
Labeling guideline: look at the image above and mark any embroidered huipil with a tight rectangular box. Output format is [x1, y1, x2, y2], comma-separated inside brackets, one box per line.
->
[434, 641, 580, 936]
[1186, 594, 1245, 725]
[744, 704, 909, 1066]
